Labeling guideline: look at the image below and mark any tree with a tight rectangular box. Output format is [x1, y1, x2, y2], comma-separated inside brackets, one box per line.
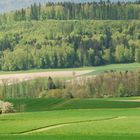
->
[115, 45, 125, 63]
[135, 48, 140, 62]
[94, 55, 101, 66]
[87, 48, 95, 66]
[103, 48, 112, 63]
[30, 3, 40, 20]
[47, 77, 56, 90]
[0, 101, 14, 114]
[124, 48, 132, 62]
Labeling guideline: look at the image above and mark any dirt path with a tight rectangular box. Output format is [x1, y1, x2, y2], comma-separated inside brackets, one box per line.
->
[20, 116, 127, 135]
[0, 70, 92, 84]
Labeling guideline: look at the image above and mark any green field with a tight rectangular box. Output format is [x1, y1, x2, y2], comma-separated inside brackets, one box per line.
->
[0, 63, 140, 76]
[1, 2, 140, 139]
[1, 97, 140, 140]
[5, 97, 140, 112]
[88, 63, 140, 75]
[1, 63, 140, 140]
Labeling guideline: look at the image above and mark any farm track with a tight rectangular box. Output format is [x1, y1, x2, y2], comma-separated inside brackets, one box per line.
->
[16, 116, 127, 135]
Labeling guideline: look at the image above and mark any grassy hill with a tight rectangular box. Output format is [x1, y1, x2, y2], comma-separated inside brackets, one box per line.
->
[1, 97, 140, 140]
[0, 20, 140, 71]
[6, 97, 140, 112]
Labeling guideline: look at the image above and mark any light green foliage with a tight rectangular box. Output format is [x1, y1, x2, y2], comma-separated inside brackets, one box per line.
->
[115, 45, 125, 63]
[135, 48, 140, 62]
[0, 20, 140, 70]
[0, 63, 139, 99]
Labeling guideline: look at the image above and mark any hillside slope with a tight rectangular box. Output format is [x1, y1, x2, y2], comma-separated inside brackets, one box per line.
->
[6, 97, 140, 112]
[0, 20, 140, 71]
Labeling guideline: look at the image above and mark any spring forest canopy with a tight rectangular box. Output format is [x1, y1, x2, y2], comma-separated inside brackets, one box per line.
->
[0, 1, 140, 70]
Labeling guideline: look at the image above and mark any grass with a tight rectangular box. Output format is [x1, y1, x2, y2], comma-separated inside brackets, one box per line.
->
[0, 67, 94, 75]
[0, 108, 140, 139]
[0, 109, 112, 134]
[1, 135, 140, 140]
[5, 98, 67, 112]
[6, 97, 140, 112]
[38, 115, 140, 137]
[2, 96, 140, 140]
[88, 63, 140, 75]
[0, 63, 139, 75]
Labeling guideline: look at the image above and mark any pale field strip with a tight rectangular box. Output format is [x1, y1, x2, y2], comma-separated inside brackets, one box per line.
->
[118, 100, 140, 102]
[0, 70, 93, 84]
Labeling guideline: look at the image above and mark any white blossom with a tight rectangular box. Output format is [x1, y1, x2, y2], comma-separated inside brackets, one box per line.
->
[0, 101, 14, 114]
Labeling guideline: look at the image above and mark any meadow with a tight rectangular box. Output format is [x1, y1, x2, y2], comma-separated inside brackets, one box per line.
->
[88, 63, 140, 75]
[1, 63, 140, 140]
[5, 97, 140, 112]
[1, 1, 140, 139]
[1, 98, 140, 140]
[0, 63, 139, 75]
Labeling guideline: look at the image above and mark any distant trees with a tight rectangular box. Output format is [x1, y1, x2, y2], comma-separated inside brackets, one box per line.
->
[135, 48, 140, 62]
[63, 70, 140, 98]
[1, 1, 140, 23]
[0, 20, 139, 70]
[0, 78, 49, 99]
[1, 70, 140, 99]
[14, 9, 26, 21]
[5, 1, 140, 22]
[30, 3, 41, 20]
[115, 45, 125, 63]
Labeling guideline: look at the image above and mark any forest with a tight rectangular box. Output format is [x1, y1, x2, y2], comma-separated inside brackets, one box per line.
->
[0, 1, 140, 70]
[0, 20, 140, 70]
[1, 1, 140, 22]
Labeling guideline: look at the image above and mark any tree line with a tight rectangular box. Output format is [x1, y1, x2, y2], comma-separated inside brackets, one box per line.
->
[1, 1, 140, 23]
[1, 70, 140, 99]
[63, 70, 140, 98]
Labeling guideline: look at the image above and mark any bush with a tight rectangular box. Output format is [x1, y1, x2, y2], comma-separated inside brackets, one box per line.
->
[38, 89, 63, 98]
[0, 101, 15, 114]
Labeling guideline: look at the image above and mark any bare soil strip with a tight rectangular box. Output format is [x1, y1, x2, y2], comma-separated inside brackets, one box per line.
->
[0, 70, 92, 84]
[18, 116, 127, 135]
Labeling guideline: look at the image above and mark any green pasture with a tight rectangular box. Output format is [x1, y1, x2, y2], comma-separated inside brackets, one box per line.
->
[88, 63, 140, 75]
[0, 63, 139, 76]
[5, 97, 140, 112]
[0, 107, 140, 140]
[0, 97, 140, 140]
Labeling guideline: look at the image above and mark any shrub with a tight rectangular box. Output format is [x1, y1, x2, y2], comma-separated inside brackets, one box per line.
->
[0, 101, 15, 114]
[38, 89, 63, 98]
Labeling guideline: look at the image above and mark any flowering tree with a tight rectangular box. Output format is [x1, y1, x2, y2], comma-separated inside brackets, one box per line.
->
[0, 101, 14, 114]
